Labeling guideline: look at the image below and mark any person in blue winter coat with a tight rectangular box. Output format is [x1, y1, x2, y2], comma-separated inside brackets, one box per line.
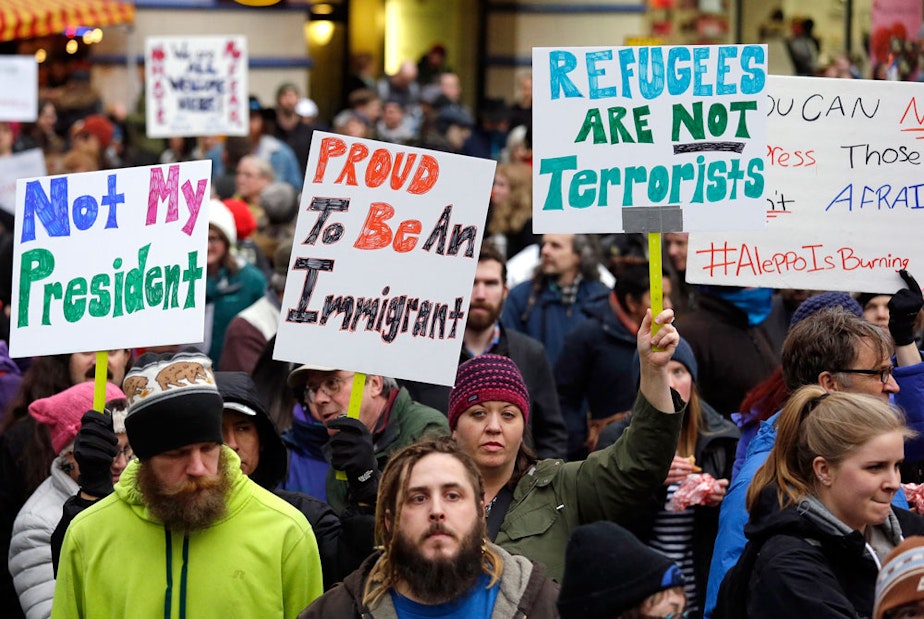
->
[714, 386, 924, 618]
[501, 233, 609, 367]
[705, 295, 924, 618]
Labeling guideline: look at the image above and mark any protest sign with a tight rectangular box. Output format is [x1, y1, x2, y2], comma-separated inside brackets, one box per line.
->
[0, 56, 37, 122]
[687, 76, 924, 294]
[145, 35, 247, 138]
[870, 0, 922, 71]
[10, 161, 212, 357]
[273, 132, 495, 386]
[531, 44, 768, 234]
[0, 149, 45, 214]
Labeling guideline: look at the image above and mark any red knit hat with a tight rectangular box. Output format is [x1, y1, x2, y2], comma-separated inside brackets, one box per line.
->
[29, 381, 126, 454]
[222, 198, 257, 240]
[73, 115, 114, 149]
[448, 354, 530, 428]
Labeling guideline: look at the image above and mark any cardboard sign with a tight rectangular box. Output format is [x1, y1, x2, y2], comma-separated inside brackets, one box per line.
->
[0, 56, 37, 122]
[0, 149, 46, 214]
[274, 132, 495, 386]
[531, 44, 768, 233]
[687, 76, 924, 294]
[10, 161, 212, 357]
[145, 35, 248, 138]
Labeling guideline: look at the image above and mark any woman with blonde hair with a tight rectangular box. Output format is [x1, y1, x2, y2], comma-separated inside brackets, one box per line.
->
[486, 162, 536, 258]
[716, 385, 924, 618]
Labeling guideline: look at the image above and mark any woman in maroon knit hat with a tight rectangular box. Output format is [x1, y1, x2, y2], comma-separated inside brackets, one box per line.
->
[447, 308, 686, 581]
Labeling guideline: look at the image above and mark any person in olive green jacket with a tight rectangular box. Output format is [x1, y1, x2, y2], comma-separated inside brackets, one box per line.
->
[286, 366, 449, 514]
[447, 308, 685, 581]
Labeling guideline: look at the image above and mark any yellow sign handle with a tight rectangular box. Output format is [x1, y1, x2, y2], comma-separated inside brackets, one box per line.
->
[93, 351, 109, 412]
[648, 233, 664, 347]
[336, 372, 367, 481]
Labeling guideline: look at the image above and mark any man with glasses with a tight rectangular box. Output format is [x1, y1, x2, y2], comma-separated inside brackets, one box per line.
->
[706, 303, 924, 617]
[286, 365, 449, 514]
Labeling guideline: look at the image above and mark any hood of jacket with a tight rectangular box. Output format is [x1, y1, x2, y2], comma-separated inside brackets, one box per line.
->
[283, 413, 330, 461]
[745, 484, 903, 568]
[333, 543, 545, 618]
[216, 371, 288, 489]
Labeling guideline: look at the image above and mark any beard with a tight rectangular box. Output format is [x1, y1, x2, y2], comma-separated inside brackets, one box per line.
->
[137, 449, 232, 533]
[466, 300, 502, 332]
[390, 518, 486, 604]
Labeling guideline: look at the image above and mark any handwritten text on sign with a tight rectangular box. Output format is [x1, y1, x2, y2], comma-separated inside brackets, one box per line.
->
[10, 161, 212, 357]
[145, 35, 247, 138]
[0, 56, 38, 122]
[687, 76, 924, 293]
[273, 133, 495, 386]
[531, 44, 768, 233]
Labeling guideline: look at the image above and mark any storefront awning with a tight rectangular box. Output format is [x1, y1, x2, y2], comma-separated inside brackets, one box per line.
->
[0, 0, 134, 43]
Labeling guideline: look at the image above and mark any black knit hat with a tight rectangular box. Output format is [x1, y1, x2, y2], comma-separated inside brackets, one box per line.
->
[557, 521, 685, 619]
[123, 351, 223, 460]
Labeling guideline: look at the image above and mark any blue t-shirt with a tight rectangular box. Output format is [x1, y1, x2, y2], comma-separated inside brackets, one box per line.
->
[390, 573, 499, 618]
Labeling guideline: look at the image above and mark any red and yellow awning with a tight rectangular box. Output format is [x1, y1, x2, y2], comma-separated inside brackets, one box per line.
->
[0, 0, 134, 43]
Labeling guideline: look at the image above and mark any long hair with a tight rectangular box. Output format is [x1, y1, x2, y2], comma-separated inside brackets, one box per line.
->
[487, 162, 532, 236]
[509, 423, 540, 490]
[747, 385, 914, 514]
[2, 354, 73, 497]
[738, 365, 790, 426]
[677, 385, 703, 459]
[363, 437, 504, 608]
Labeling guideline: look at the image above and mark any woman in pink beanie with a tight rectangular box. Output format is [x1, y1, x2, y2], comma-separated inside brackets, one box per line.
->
[448, 308, 686, 581]
[9, 382, 123, 619]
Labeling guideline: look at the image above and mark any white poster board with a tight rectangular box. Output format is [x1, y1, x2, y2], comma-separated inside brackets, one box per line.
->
[0, 149, 46, 214]
[145, 35, 248, 138]
[687, 76, 924, 294]
[10, 161, 212, 357]
[0, 56, 37, 122]
[274, 132, 495, 386]
[531, 44, 768, 233]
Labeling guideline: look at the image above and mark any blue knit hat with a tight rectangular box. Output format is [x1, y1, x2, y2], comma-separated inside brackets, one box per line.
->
[631, 336, 698, 388]
[789, 291, 863, 331]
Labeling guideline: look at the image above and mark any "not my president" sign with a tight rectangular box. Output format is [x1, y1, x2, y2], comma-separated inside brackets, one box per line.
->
[10, 161, 212, 357]
[532, 44, 768, 233]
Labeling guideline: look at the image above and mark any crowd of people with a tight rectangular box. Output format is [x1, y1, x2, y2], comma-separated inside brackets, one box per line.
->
[1, 47, 924, 619]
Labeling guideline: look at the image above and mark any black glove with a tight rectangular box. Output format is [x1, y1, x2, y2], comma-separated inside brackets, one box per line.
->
[73, 410, 118, 498]
[328, 416, 380, 506]
[889, 269, 924, 346]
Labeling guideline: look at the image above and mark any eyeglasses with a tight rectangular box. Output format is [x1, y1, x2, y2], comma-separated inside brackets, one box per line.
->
[304, 374, 353, 403]
[831, 366, 894, 384]
[114, 445, 134, 462]
[640, 612, 690, 619]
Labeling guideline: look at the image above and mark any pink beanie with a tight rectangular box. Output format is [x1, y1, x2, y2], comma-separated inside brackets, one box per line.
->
[448, 354, 530, 429]
[29, 382, 126, 454]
